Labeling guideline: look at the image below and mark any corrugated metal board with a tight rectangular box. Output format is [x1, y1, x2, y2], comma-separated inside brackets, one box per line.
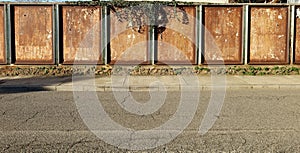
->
[157, 6, 196, 64]
[14, 6, 53, 64]
[249, 6, 288, 64]
[203, 6, 243, 64]
[0, 5, 5, 64]
[109, 7, 149, 64]
[62, 6, 102, 64]
[294, 7, 300, 63]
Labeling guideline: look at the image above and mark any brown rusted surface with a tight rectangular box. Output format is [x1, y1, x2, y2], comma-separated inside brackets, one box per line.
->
[62, 6, 102, 64]
[0, 6, 5, 64]
[157, 6, 196, 64]
[294, 7, 300, 64]
[203, 6, 243, 64]
[249, 7, 288, 64]
[110, 7, 149, 64]
[14, 6, 53, 64]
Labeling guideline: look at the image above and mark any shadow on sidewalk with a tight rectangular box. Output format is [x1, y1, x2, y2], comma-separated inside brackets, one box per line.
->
[0, 75, 90, 94]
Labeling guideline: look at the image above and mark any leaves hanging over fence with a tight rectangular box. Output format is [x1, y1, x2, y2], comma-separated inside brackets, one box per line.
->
[71, 0, 191, 34]
[110, 4, 190, 34]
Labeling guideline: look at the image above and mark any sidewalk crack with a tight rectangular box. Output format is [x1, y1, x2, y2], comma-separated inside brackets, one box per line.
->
[122, 75, 128, 86]
[181, 77, 189, 85]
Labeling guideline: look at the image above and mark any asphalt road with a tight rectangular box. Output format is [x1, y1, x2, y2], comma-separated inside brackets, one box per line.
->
[0, 89, 299, 152]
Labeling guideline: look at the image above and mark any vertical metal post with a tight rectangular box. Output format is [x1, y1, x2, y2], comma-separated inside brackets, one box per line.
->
[195, 5, 200, 65]
[4, 4, 11, 65]
[244, 5, 249, 65]
[149, 4, 155, 65]
[198, 4, 203, 65]
[102, 6, 108, 65]
[241, 5, 245, 65]
[290, 5, 295, 65]
[150, 25, 155, 65]
[53, 4, 60, 65]
[150, 4, 157, 65]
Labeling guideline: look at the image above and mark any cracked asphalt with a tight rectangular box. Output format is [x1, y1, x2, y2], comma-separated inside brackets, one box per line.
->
[0, 89, 300, 152]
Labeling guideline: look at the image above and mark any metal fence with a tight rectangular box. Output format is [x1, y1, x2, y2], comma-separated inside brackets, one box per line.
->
[0, 3, 298, 65]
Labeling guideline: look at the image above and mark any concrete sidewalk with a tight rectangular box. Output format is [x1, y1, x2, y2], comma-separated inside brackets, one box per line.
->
[1, 75, 300, 91]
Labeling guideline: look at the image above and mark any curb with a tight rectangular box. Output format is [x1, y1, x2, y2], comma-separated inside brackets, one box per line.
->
[2, 84, 300, 92]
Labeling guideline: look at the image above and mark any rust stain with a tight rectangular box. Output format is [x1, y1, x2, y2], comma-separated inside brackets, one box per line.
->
[294, 7, 300, 64]
[157, 6, 196, 64]
[14, 6, 53, 64]
[62, 6, 102, 64]
[203, 6, 243, 64]
[0, 6, 5, 64]
[110, 7, 149, 64]
[249, 7, 288, 64]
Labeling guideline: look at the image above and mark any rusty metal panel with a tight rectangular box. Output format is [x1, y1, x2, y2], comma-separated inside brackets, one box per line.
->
[62, 6, 102, 64]
[0, 5, 5, 64]
[249, 6, 288, 64]
[294, 7, 300, 63]
[203, 6, 243, 64]
[110, 7, 149, 64]
[157, 6, 196, 64]
[14, 6, 53, 64]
